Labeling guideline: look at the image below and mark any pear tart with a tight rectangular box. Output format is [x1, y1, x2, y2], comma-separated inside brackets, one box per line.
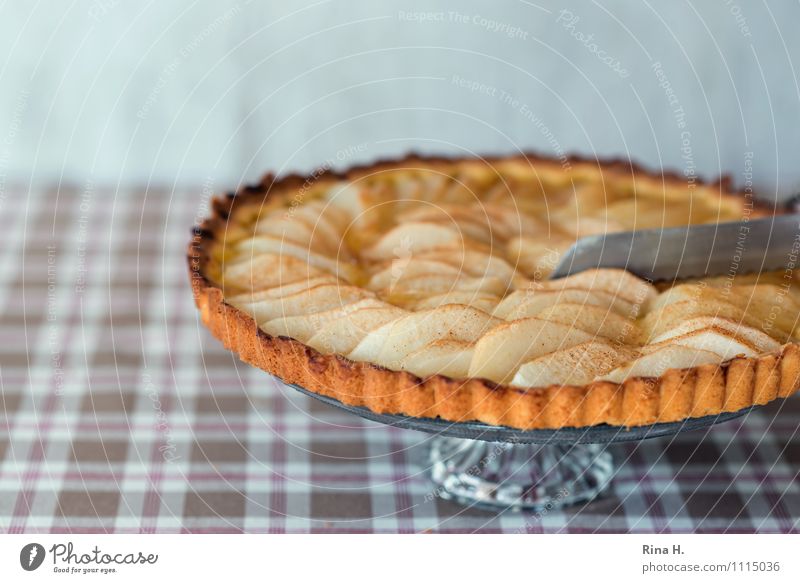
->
[189, 153, 800, 429]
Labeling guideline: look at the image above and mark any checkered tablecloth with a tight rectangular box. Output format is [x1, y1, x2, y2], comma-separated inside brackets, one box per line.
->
[1, 186, 799, 534]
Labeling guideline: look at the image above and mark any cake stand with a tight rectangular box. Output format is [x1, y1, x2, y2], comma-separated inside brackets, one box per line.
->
[287, 383, 751, 512]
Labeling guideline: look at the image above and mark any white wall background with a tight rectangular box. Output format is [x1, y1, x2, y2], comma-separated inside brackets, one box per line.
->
[1, 0, 799, 201]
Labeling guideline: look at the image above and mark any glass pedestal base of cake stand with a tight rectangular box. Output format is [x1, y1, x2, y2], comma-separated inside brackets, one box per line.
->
[428, 438, 614, 511]
[286, 383, 750, 512]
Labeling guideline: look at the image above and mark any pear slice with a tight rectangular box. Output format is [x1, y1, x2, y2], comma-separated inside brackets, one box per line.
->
[433, 219, 493, 245]
[469, 317, 594, 383]
[641, 297, 797, 343]
[511, 341, 636, 388]
[366, 259, 462, 291]
[606, 198, 689, 230]
[495, 288, 637, 321]
[253, 214, 341, 256]
[651, 316, 780, 354]
[535, 303, 640, 343]
[226, 275, 339, 304]
[360, 222, 475, 261]
[600, 345, 722, 383]
[725, 285, 800, 335]
[415, 247, 518, 284]
[413, 291, 500, 313]
[649, 284, 714, 311]
[306, 307, 407, 355]
[253, 214, 313, 243]
[390, 173, 424, 199]
[290, 204, 347, 243]
[324, 182, 376, 216]
[381, 273, 507, 298]
[399, 340, 474, 378]
[221, 253, 327, 291]
[728, 283, 800, 310]
[394, 205, 494, 244]
[228, 283, 373, 325]
[303, 198, 352, 232]
[260, 298, 389, 341]
[480, 203, 546, 239]
[397, 204, 490, 228]
[647, 283, 781, 314]
[233, 236, 360, 282]
[505, 236, 573, 279]
[642, 299, 742, 338]
[542, 268, 658, 307]
[648, 327, 762, 360]
[321, 183, 388, 249]
[348, 305, 500, 366]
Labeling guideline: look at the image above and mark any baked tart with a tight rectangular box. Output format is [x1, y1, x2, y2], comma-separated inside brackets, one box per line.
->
[189, 153, 800, 429]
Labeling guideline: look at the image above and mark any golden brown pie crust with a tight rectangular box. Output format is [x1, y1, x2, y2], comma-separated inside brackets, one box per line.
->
[188, 153, 799, 430]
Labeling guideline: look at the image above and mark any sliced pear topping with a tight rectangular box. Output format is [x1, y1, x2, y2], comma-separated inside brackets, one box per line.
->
[324, 183, 373, 215]
[394, 205, 495, 244]
[535, 303, 640, 343]
[366, 259, 462, 291]
[361, 222, 474, 261]
[211, 160, 787, 393]
[651, 316, 780, 354]
[601, 345, 722, 383]
[227, 275, 339, 304]
[399, 340, 474, 378]
[413, 247, 518, 284]
[511, 341, 635, 388]
[479, 203, 547, 239]
[397, 203, 488, 226]
[233, 236, 361, 282]
[640, 298, 795, 343]
[655, 282, 800, 317]
[228, 283, 374, 325]
[469, 318, 594, 383]
[222, 253, 327, 292]
[253, 214, 342, 256]
[289, 204, 347, 242]
[260, 298, 389, 341]
[506, 236, 572, 279]
[302, 198, 353, 231]
[306, 307, 407, 355]
[495, 288, 637, 321]
[649, 328, 761, 360]
[348, 305, 499, 367]
[253, 215, 317, 246]
[542, 268, 658, 308]
[413, 291, 500, 313]
[650, 284, 717, 311]
[659, 284, 797, 333]
[380, 273, 507, 298]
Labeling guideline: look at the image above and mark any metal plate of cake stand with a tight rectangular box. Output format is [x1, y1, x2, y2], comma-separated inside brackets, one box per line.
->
[287, 383, 753, 512]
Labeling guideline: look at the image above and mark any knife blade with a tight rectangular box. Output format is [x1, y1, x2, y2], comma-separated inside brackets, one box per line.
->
[549, 214, 800, 281]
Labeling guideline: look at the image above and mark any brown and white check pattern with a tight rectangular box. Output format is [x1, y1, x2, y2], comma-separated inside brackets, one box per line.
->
[0, 187, 798, 533]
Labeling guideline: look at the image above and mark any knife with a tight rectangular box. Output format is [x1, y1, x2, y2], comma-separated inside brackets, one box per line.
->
[549, 214, 800, 282]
